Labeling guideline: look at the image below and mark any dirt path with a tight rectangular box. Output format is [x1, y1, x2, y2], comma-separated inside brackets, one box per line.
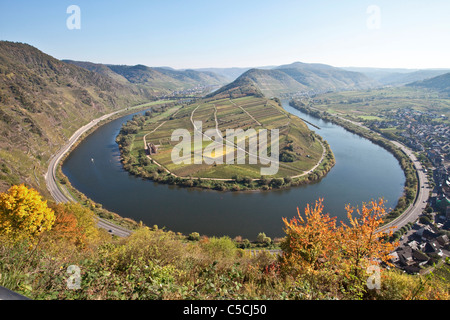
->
[229, 99, 262, 126]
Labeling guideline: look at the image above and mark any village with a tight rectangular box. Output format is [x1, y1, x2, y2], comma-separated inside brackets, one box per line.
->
[364, 108, 450, 274]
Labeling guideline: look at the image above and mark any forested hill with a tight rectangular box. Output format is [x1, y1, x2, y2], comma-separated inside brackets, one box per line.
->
[407, 72, 450, 95]
[64, 61, 229, 94]
[0, 41, 151, 193]
[209, 61, 377, 99]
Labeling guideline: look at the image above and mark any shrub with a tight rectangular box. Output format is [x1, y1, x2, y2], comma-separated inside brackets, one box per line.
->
[201, 236, 238, 260]
[0, 184, 55, 245]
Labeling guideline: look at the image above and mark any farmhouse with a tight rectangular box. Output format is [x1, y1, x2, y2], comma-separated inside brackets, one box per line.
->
[147, 142, 159, 155]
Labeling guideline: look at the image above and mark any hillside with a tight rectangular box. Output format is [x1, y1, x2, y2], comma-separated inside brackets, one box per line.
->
[64, 62, 229, 95]
[207, 70, 265, 99]
[117, 96, 334, 189]
[407, 72, 450, 95]
[276, 62, 375, 92]
[343, 67, 450, 86]
[210, 62, 377, 99]
[0, 41, 151, 194]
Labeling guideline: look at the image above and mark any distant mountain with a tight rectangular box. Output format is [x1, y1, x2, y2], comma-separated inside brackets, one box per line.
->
[62, 60, 130, 84]
[379, 70, 450, 86]
[194, 66, 277, 82]
[275, 62, 375, 92]
[210, 61, 376, 99]
[342, 67, 450, 86]
[406, 72, 450, 94]
[206, 69, 265, 99]
[64, 61, 229, 94]
[194, 67, 251, 81]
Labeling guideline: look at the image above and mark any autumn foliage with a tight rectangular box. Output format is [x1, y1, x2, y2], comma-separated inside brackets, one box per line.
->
[0, 184, 55, 244]
[0, 184, 448, 300]
[280, 198, 397, 298]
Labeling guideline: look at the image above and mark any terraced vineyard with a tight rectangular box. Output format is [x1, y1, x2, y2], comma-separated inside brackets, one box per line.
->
[118, 96, 334, 190]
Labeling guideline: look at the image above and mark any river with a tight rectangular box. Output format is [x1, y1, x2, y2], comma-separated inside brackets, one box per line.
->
[62, 100, 405, 240]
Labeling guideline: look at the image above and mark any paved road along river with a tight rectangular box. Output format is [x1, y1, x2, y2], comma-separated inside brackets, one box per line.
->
[60, 100, 406, 240]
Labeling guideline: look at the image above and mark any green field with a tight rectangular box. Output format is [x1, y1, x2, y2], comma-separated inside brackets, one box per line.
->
[122, 97, 327, 182]
[302, 87, 450, 123]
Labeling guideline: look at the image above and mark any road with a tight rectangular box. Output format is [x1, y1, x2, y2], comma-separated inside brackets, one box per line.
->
[45, 109, 133, 237]
[379, 141, 430, 233]
[312, 110, 430, 233]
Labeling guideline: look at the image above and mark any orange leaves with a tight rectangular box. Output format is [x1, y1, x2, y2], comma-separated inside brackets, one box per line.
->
[340, 199, 398, 271]
[47, 202, 86, 247]
[281, 198, 397, 286]
[281, 199, 339, 273]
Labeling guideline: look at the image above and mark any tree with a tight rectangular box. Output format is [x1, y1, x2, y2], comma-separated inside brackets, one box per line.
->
[339, 199, 397, 290]
[256, 232, 272, 246]
[280, 198, 398, 298]
[0, 184, 55, 244]
[63, 202, 101, 247]
[46, 202, 83, 247]
[281, 199, 339, 274]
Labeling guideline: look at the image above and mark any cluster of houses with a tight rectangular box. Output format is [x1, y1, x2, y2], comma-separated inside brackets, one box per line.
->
[366, 108, 450, 274]
[161, 85, 218, 99]
[370, 108, 450, 211]
[394, 109, 449, 152]
[391, 221, 450, 274]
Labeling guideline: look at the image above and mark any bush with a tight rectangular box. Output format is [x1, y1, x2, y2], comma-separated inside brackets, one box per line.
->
[420, 215, 432, 225]
[201, 236, 238, 260]
[188, 232, 200, 241]
[256, 232, 272, 246]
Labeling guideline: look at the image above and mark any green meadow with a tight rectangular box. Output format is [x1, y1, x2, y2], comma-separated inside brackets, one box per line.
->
[119, 97, 329, 186]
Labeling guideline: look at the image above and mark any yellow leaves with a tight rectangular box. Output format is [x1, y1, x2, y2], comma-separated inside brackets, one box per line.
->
[0, 184, 55, 245]
[281, 198, 398, 293]
[281, 199, 339, 273]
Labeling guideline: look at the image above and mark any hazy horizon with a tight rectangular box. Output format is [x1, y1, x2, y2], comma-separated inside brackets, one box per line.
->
[1, 0, 450, 70]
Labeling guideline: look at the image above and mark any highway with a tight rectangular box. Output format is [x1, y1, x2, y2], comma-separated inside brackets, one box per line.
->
[45, 109, 133, 237]
[315, 111, 430, 233]
[379, 141, 430, 233]
[46, 104, 430, 238]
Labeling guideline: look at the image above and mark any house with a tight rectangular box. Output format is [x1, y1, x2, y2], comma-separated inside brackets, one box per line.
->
[436, 234, 449, 247]
[424, 240, 443, 257]
[404, 264, 421, 275]
[389, 251, 399, 264]
[395, 244, 431, 273]
[412, 250, 429, 266]
[406, 240, 425, 251]
[397, 247, 415, 266]
[147, 142, 159, 155]
[416, 225, 437, 241]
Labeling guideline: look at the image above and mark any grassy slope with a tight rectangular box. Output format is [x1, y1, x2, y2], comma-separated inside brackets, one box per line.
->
[301, 86, 450, 120]
[0, 41, 150, 195]
[130, 97, 323, 180]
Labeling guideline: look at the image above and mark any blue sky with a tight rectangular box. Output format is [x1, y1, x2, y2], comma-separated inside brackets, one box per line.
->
[1, 0, 450, 69]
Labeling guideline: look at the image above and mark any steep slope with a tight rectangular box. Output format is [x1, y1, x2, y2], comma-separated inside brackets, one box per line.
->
[343, 67, 450, 86]
[194, 67, 251, 81]
[64, 61, 229, 96]
[210, 62, 377, 99]
[275, 62, 375, 92]
[406, 72, 450, 95]
[153, 67, 228, 87]
[205, 69, 265, 99]
[0, 41, 149, 193]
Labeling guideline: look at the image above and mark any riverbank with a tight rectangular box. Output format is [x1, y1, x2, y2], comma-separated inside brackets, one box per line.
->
[59, 98, 405, 240]
[288, 100, 421, 227]
[47, 100, 177, 234]
[116, 98, 336, 192]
